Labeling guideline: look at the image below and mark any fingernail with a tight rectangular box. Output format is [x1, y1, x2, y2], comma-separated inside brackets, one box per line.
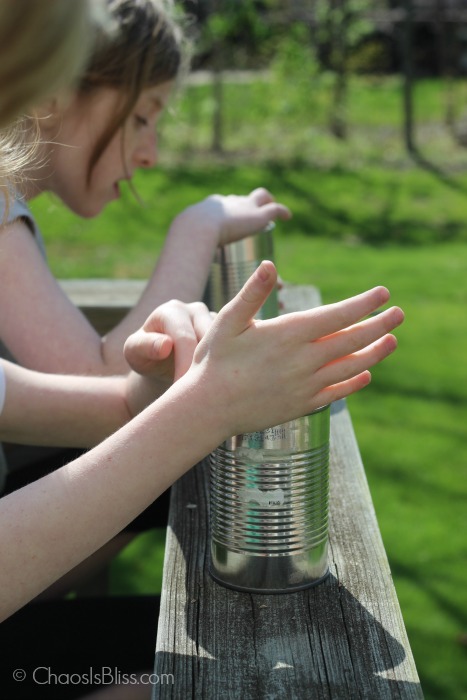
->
[387, 335, 398, 352]
[257, 261, 270, 282]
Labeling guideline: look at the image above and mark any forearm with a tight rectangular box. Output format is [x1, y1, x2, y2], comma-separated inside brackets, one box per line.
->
[0, 360, 131, 447]
[0, 371, 224, 620]
[100, 209, 219, 366]
[148, 208, 220, 302]
[124, 370, 171, 417]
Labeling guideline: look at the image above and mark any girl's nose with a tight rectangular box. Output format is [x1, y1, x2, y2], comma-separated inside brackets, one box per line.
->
[135, 132, 158, 169]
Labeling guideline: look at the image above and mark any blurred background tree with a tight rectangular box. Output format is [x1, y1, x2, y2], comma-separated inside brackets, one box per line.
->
[180, 0, 467, 157]
[315, 0, 374, 139]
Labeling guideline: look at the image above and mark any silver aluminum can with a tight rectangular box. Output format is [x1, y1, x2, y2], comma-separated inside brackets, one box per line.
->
[204, 222, 278, 319]
[209, 405, 330, 594]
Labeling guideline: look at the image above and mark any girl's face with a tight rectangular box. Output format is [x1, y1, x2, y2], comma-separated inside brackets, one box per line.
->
[42, 81, 174, 218]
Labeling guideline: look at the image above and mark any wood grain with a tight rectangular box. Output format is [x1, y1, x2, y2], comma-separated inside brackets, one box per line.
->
[58, 278, 422, 698]
[153, 284, 423, 699]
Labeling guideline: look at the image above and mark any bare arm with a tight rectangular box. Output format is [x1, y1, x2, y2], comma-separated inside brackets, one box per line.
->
[0, 261, 404, 620]
[0, 190, 290, 376]
[0, 360, 131, 446]
[0, 370, 225, 620]
[0, 221, 109, 374]
[0, 219, 214, 376]
[0, 359, 173, 447]
[137, 188, 291, 304]
[97, 189, 292, 365]
[0, 298, 215, 446]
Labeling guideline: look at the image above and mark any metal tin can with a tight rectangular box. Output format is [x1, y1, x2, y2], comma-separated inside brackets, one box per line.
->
[209, 404, 330, 594]
[204, 222, 278, 319]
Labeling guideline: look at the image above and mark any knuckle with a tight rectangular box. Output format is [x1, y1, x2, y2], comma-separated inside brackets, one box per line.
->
[176, 328, 197, 342]
[190, 301, 209, 314]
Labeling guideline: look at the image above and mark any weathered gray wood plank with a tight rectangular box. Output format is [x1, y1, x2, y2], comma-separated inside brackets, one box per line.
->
[59, 278, 146, 307]
[59, 278, 422, 696]
[153, 285, 423, 699]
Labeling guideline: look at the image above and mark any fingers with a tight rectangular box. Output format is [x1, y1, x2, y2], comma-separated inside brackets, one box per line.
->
[296, 286, 393, 342]
[172, 303, 215, 380]
[151, 301, 214, 376]
[310, 371, 373, 411]
[124, 331, 173, 374]
[312, 306, 404, 367]
[125, 301, 215, 379]
[138, 304, 196, 380]
[249, 187, 272, 203]
[259, 202, 292, 221]
[306, 331, 399, 411]
[191, 304, 216, 342]
[249, 188, 292, 220]
[218, 261, 278, 335]
[314, 333, 398, 393]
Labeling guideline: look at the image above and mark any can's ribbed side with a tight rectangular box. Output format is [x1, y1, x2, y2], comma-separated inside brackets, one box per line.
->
[208, 260, 279, 318]
[209, 407, 331, 593]
[203, 226, 279, 319]
[210, 444, 329, 555]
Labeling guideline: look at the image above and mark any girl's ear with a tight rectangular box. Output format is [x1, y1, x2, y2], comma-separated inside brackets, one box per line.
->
[32, 95, 70, 133]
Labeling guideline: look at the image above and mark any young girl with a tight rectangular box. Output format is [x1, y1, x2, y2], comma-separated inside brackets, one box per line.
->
[0, 0, 106, 216]
[0, 0, 295, 600]
[0, 1, 405, 698]
[0, 0, 291, 384]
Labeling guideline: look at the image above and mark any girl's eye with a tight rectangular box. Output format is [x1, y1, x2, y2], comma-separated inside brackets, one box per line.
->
[135, 115, 148, 127]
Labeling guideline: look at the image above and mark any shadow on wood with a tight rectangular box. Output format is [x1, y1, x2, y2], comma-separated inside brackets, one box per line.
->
[154, 404, 424, 699]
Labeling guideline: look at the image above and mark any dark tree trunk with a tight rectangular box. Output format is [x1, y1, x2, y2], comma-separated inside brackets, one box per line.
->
[401, 0, 416, 154]
[329, 0, 349, 140]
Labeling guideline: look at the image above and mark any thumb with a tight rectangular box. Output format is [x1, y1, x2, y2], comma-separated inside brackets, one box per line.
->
[219, 260, 277, 334]
[124, 331, 173, 373]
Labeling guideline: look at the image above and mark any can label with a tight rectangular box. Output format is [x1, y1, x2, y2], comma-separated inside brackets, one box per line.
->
[238, 487, 285, 507]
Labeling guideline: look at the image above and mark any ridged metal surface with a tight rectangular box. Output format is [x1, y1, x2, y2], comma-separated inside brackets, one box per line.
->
[209, 407, 331, 593]
[204, 225, 278, 319]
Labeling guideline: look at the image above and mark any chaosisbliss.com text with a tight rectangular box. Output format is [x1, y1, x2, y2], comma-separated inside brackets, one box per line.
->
[12, 666, 174, 687]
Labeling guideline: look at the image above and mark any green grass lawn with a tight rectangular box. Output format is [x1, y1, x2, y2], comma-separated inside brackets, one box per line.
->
[29, 74, 467, 700]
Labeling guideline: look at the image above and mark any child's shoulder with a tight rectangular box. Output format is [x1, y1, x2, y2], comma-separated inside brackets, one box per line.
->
[0, 190, 47, 258]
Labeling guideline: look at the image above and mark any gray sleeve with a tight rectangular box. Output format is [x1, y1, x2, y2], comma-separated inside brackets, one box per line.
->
[0, 191, 47, 259]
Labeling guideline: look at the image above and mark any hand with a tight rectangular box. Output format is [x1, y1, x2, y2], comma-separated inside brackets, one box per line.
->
[190, 261, 404, 438]
[124, 300, 214, 383]
[189, 188, 292, 247]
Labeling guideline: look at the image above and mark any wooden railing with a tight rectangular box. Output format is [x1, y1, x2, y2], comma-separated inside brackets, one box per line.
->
[61, 279, 423, 699]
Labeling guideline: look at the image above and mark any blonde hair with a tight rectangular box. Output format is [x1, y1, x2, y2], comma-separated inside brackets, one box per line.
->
[0, 119, 38, 193]
[0, 0, 101, 128]
[0, 0, 106, 201]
